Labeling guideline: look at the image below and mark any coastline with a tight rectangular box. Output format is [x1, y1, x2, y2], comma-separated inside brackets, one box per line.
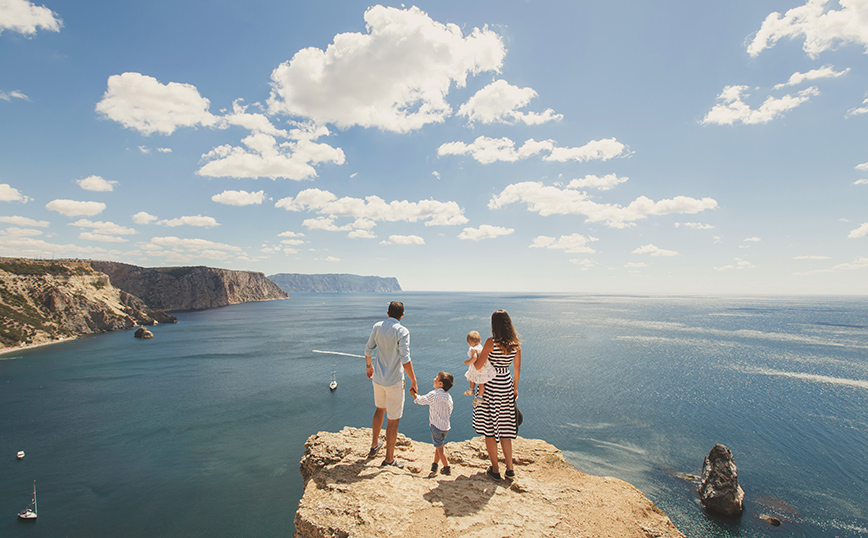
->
[0, 336, 77, 357]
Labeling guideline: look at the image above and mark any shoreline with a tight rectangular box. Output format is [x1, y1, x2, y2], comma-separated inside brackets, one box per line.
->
[0, 336, 77, 357]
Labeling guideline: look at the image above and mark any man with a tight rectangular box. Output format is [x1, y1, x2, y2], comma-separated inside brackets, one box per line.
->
[364, 301, 418, 468]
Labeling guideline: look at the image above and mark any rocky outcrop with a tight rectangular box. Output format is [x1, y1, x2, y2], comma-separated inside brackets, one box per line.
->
[698, 444, 744, 516]
[134, 327, 154, 339]
[89, 261, 288, 311]
[294, 427, 684, 538]
[0, 258, 176, 349]
[268, 273, 401, 293]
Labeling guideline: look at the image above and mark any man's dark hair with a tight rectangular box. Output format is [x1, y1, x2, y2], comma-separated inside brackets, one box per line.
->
[438, 372, 454, 392]
[388, 301, 404, 319]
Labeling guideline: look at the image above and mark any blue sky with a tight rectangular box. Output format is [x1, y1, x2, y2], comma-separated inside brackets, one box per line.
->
[1, 0, 867, 294]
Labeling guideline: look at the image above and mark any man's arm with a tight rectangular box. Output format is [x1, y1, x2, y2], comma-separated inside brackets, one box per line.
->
[402, 361, 418, 395]
[364, 325, 377, 379]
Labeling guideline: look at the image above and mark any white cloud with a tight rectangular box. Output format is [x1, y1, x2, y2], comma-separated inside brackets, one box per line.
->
[855, 179, 868, 185]
[856, 162, 868, 171]
[157, 215, 220, 228]
[317, 256, 341, 262]
[744, 236, 762, 242]
[45, 199, 106, 217]
[0, 215, 48, 227]
[794, 255, 831, 259]
[458, 224, 514, 241]
[0, 226, 41, 237]
[530, 234, 598, 253]
[773, 65, 850, 89]
[132, 211, 157, 225]
[95, 72, 218, 135]
[197, 132, 345, 180]
[832, 256, 868, 270]
[489, 181, 717, 228]
[0, 184, 31, 203]
[267, 5, 505, 133]
[280, 239, 306, 246]
[437, 136, 627, 164]
[567, 174, 628, 191]
[219, 99, 289, 138]
[849, 222, 868, 238]
[715, 258, 755, 271]
[140, 236, 243, 262]
[847, 96, 868, 117]
[277, 188, 468, 227]
[79, 232, 127, 243]
[70, 219, 136, 235]
[381, 235, 425, 245]
[457, 79, 562, 125]
[570, 258, 596, 270]
[625, 262, 648, 268]
[0, 235, 112, 258]
[76, 175, 118, 192]
[0, 0, 62, 36]
[0, 90, 30, 101]
[211, 189, 268, 206]
[748, 0, 868, 58]
[632, 244, 678, 257]
[138, 145, 173, 154]
[702, 85, 819, 125]
[675, 222, 715, 229]
[278, 231, 305, 238]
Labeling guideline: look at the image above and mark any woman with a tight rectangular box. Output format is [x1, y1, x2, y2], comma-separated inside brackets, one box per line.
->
[472, 309, 521, 480]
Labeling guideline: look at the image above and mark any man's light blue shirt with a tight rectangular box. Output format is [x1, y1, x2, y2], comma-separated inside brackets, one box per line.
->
[365, 316, 410, 387]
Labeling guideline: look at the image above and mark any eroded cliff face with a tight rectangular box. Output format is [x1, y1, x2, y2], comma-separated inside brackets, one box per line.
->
[294, 427, 684, 538]
[88, 261, 288, 311]
[0, 258, 176, 348]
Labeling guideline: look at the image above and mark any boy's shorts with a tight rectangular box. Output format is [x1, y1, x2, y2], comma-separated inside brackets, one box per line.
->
[430, 424, 448, 448]
[373, 380, 405, 420]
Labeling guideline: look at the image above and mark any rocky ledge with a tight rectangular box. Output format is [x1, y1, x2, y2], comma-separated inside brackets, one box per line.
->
[295, 427, 684, 538]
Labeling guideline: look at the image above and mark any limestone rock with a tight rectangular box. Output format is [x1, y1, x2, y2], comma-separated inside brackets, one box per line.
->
[294, 427, 684, 538]
[698, 444, 744, 516]
[268, 273, 401, 293]
[134, 327, 154, 339]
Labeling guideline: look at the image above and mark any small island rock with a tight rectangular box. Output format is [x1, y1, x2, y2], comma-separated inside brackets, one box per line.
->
[698, 444, 744, 516]
[134, 327, 154, 339]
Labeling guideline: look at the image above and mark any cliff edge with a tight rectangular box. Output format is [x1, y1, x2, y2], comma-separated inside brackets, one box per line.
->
[295, 427, 684, 538]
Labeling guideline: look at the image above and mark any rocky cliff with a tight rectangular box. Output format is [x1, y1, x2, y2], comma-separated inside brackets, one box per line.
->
[89, 261, 288, 311]
[294, 427, 684, 538]
[268, 273, 401, 293]
[0, 258, 176, 349]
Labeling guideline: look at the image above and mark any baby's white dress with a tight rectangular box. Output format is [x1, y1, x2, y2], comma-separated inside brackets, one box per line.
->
[465, 344, 496, 384]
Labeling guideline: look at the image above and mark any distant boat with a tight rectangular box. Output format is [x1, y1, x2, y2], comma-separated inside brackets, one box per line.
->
[329, 362, 337, 391]
[17, 450, 25, 459]
[18, 480, 37, 520]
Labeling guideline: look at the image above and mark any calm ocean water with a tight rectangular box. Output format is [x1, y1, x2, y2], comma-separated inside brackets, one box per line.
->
[1, 293, 866, 537]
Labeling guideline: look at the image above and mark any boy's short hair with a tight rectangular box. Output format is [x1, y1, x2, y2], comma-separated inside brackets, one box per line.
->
[466, 330, 481, 345]
[388, 301, 404, 319]
[437, 372, 454, 392]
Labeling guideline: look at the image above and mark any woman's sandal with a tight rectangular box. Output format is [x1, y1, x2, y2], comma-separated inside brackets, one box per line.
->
[486, 466, 502, 481]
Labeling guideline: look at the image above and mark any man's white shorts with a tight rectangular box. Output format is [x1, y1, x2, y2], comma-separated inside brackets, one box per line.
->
[373, 380, 405, 420]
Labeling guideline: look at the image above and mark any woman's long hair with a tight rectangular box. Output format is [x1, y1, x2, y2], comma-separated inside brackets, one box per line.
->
[491, 309, 520, 353]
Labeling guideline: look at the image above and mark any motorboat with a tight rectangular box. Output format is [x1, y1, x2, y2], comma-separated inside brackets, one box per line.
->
[18, 480, 37, 520]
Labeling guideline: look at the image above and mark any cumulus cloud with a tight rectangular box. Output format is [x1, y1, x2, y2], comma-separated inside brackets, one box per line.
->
[218, 99, 290, 138]
[95, 72, 218, 135]
[625, 262, 649, 268]
[139, 236, 243, 263]
[276, 188, 468, 229]
[45, 199, 106, 217]
[0, 235, 113, 258]
[211, 189, 268, 206]
[570, 258, 596, 270]
[0, 215, 49, 227]
[437, 136, 627, 164]
[76, 175, 117, 192]
[748, 0, 868, 58]
[530, 234, 598, 253]
[70, 219, 136, 235]
[773, 65, 850, 89]
[267, 5, 505, 133]
[489, 181, 717, 228]
[675, 222, 715, 229]
[832, 256, 868, 270]
[855, 179, 868, 185]
[79, 232, 127, 243]
[632, 244, 678, 256]
[0, 0, 62, 36]
[138, 145, 172, 154]
[132, 211, 157, 225]
[278, 231, 305, 238]
[847, 96, 868, 117]
[744, 236, 762, 242]
[0, 90, 30, 101]
[702, 85, 819, 125]
[568, 174, 628, 191]
[0, 183, 31, 203]
[0, 226, 42, 237]
[157, 215, 220, 228]
[849, 222, 868, 238]
[457, 79, 562, 125]
[715, 258, 755, 271]
[458, 224, 514, 240]
[197, 132, 345, 180]
[794, 255, 831, 259]
[856, 162, 868, 171]
[381, 235, 425, 245]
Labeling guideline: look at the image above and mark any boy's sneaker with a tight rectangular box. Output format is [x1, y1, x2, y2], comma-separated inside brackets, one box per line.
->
[463, 389, 475, 396]
[472, 396, 485, 407]
[441, 465, 451, 475]
[431, 462, 438, 472]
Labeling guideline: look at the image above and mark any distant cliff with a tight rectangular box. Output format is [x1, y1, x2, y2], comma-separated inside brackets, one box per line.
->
[0, 258, 176, 349]
[268, 273, 401, 293]
[89, 261, 288, 311]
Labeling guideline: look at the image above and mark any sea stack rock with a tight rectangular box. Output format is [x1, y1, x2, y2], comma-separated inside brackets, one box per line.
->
[134, 327, 154, 339]
[294, 427, 685, 538]
[698, 444, 744, 516]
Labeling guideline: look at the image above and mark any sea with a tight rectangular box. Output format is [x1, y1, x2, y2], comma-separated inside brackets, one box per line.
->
[1, 293, 866, 537]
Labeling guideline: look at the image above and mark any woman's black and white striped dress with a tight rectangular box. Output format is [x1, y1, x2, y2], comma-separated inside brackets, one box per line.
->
[472, 344, 517, 441]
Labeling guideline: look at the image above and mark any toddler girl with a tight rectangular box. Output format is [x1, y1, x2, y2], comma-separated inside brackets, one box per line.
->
[463, 330, 495, 406]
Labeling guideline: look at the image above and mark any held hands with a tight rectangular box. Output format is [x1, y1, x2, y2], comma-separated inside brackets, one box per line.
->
[366, 365, 374, 379]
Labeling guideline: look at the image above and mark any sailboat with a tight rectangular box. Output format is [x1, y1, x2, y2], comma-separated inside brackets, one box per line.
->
[329, 362, 338, 391]
[18, 480, 37, 520]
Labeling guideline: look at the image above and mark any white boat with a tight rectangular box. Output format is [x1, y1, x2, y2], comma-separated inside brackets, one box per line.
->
[18, 480, 37, 520]
[329, 363, 337, 391]
[17, 450, 25, 459]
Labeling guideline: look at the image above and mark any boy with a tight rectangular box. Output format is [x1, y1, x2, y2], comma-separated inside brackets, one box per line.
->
[411, 372, 454, 475]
